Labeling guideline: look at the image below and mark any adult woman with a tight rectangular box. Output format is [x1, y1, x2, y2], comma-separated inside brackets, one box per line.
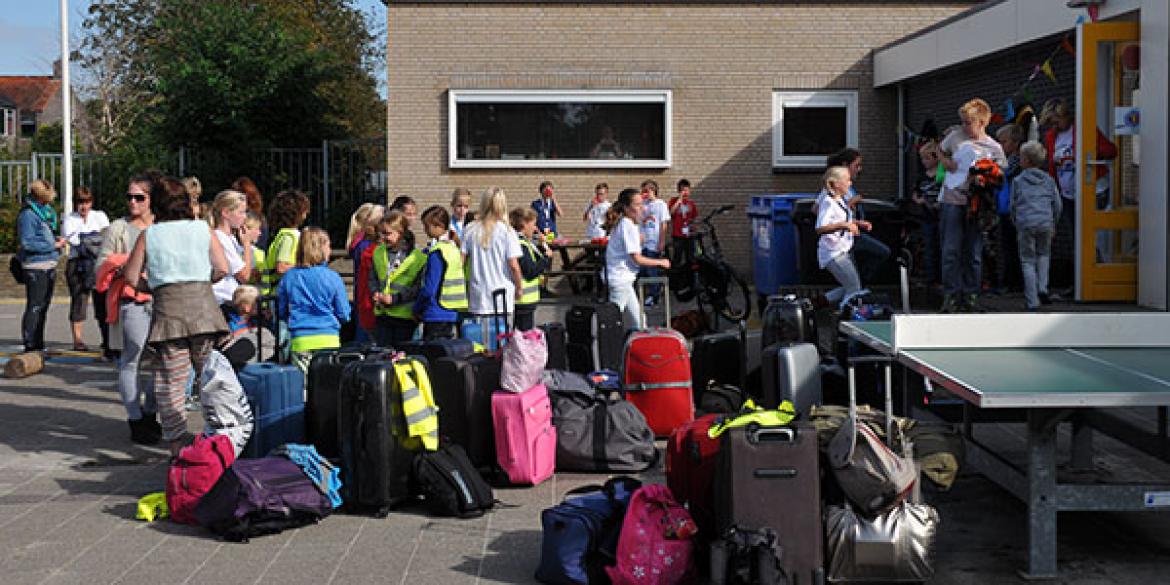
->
[62, 187, 110, 353]
[461, 187, 525, 323]
[97, 172, 159, 444]
[124, 177, 230, 455]
[17, 179, 65, 352]
[209, 190, 256, 307]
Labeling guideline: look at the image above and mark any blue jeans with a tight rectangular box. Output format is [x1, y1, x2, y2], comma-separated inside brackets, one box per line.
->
[851, 233, 890, 282]
[21, 268, 55, 351]
[920, 218, 941, 284]
[640, 248, 662, 300]
[940, 203, 983, 295]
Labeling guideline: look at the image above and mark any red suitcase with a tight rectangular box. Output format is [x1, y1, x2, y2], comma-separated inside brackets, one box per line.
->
[665, 413, 721, 536]
[622, 327, 694, 437]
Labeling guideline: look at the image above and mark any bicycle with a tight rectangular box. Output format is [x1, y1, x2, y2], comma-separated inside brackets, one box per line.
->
[668, 204, 752, 324]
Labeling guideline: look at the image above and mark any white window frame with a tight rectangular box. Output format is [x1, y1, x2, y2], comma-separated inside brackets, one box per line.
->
[448, 89, 672, 169]
[771, 90, 859, 169]
[0, 108, 13, 137]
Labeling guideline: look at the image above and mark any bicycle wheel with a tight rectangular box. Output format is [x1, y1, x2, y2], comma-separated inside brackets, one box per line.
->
[717, 265, 752, 322]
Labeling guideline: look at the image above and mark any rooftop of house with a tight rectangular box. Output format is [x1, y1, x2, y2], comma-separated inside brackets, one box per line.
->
[0, 76, 61, 113]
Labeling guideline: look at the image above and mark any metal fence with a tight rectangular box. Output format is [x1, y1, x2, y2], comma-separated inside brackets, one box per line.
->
[0, 138, 386, 238]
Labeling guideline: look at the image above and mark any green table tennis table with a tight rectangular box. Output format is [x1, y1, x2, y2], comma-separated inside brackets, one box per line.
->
[839, 313, 1170, 579]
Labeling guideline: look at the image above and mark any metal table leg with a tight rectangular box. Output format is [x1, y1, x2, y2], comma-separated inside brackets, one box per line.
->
[1021, 409, 1060, 580]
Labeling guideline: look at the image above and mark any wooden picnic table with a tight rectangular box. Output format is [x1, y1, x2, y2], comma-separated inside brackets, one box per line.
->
[547, 240, 605, 294]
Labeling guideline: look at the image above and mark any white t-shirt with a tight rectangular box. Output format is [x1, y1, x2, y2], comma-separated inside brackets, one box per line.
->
[640, 198, 669, 252]
[1052, 126, 1076, 200]
[816, 196, 853, 269]
[63, 210, 110, 246]
[212, 229, 246, 304]
[461, 220, 523, 315]
[584, 200, 611, 239]
[606, 216, 642, 286]
[941, 136, 1006, 204]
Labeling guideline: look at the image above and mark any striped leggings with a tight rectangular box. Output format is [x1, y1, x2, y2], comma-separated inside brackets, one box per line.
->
[152, 334, 218, 442]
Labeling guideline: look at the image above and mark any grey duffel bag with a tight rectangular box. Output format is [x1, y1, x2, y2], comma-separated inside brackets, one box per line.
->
[824, 501, 939, 582]
[543, 370, 657, 472]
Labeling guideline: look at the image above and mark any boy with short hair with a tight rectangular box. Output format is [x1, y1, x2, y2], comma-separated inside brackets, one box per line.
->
[1011, 141, 1062, 311]
[509, 207, 552, 331]
[938, 98, 1006, 313]
[639, 179, 670, 306]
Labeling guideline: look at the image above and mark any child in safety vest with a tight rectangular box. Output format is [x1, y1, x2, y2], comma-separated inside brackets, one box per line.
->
[508, 207, 552, 331]
[277, 227, 350, 376]
[263, 190, 310, 295]
[370, 211, 423, 345]
[413, 206, 466, 340]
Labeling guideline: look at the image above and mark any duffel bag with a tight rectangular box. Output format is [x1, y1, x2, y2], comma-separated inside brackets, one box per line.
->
[547, 375, 656, 473]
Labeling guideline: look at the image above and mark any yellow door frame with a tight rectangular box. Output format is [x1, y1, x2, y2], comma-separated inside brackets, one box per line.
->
[1078, 22, 1139, 301]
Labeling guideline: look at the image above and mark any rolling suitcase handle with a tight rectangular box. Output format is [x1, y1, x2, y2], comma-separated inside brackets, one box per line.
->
[634, 276, 671, 329]
[845, 355, 894, 445]
[481, 287, 512, 353]
[257, 293, 288, 365]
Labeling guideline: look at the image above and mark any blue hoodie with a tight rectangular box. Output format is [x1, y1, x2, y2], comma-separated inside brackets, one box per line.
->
[412, 241, 457, 323]
[277, 264, 351, 340]
[17, 205, 61, 265]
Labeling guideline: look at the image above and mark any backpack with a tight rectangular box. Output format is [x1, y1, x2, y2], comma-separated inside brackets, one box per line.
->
[412, 443, 494, 518]
[827, 417, 918, 517]
[195, 457, 333, 542]
[166, 433, 236, 525]
[535, 477, 642, 585]
[606, 484, 697, 585]
[709, 526, 787, 585]
[547, 379, 657, 473]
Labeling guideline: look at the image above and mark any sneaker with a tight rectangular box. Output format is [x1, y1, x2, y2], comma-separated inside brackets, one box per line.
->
[128, 417, 161, 445]
[965, 294, 986, 313]
[938, 294, 958, 314]
[185, 395, 201, 412]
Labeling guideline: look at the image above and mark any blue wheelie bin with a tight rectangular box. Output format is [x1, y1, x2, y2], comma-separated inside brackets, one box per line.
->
[747, 194, 817, 298]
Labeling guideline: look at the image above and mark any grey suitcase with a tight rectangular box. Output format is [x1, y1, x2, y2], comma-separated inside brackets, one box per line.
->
[759, 342, 822, 416]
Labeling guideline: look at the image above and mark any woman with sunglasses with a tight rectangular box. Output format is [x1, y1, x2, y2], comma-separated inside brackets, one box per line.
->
[97, 172, 160, 445]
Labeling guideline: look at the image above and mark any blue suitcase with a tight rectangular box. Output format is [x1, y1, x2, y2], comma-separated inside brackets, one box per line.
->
[239, 362, 305, 458]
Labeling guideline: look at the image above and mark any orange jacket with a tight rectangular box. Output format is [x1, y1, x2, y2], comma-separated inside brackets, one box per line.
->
[95, 253, 152, 324]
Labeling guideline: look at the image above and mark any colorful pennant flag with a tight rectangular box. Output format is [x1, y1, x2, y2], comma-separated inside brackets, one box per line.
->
[1088, 4, 1099, 22]
[1060, 36, 1076, 57]
[1076, 14, 1085, 25]
[1041, 60, 1057, 83]
[1004, 99, 1016, 122]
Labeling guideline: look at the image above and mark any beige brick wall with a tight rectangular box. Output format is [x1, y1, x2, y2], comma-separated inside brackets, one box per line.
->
[386, 2, 973, 278]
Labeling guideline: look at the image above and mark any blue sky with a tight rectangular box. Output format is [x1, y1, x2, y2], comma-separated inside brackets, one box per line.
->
[0, 0, 387, 92]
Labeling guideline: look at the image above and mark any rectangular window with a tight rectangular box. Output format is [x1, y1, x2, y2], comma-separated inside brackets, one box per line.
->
[0, 108, 13, 137]
[20, 111, 36, 138]
[449, 90, 671, 169]
[772, 91, 858, 169]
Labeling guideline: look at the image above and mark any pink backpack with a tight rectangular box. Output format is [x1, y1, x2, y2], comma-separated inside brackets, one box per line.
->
[167, 433, 236, 524]
[491, 383, 556, 485]
[607, 484, 697, 585]
[499, 328, 547, 393]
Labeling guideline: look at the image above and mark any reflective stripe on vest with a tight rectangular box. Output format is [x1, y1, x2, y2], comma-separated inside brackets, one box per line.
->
[375, 247, 427, 318]
[262, 228, 299, 295]
[433, 240, 468, 311]
[394, 358, 439, 451]
[517, 238, 541, 305]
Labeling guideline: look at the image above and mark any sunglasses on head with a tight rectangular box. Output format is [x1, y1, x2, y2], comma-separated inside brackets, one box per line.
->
[126, 193, 147, 202]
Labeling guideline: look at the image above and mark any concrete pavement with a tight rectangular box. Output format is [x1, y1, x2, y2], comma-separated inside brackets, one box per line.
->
[1, 297, 1169, 584]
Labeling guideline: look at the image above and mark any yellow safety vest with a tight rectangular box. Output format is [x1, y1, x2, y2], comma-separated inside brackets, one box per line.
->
[394, 357, 439, 451]
[373, 246, 426, 319]
[251, 246, 267, 286]
[517, 237, 542, 305]
[430, 240, 468, 312]
[707, 400, 797, 438]
[262, 228, 299, 295]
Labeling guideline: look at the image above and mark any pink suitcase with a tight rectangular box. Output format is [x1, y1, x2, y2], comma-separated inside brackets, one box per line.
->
[491, 383, 556, 485]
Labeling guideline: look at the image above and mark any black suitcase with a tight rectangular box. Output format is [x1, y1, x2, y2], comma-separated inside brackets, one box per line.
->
[428, 354, 501, 468]
[306, 346, 385, 458]
[337, 357, 415, 516]
[396, 338, 475, 362]
[759, 342, 822, 416]
[715, 422, 824, 585]
[540, 322, 568, 370]
[761, 295, 816, 353]
[691, 322, 746, 396]
[566, 303, 624, 373]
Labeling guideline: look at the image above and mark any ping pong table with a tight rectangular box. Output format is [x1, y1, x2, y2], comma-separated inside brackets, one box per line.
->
[839, 313, 1170, 579]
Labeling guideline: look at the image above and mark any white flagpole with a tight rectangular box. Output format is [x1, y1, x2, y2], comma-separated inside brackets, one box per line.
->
[59, 0, 73, 222]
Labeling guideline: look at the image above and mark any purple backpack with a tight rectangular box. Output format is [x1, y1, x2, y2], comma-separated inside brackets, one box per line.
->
[195, 457, 332, 542]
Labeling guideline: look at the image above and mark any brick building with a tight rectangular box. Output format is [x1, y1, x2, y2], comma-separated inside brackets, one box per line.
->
[383, 0, 978, 277]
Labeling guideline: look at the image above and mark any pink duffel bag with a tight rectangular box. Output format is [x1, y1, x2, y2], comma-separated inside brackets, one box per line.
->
[499, 328, 547, 393]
